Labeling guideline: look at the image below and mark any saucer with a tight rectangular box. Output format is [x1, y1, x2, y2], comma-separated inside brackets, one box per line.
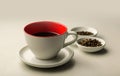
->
[19, 46, 74, 68]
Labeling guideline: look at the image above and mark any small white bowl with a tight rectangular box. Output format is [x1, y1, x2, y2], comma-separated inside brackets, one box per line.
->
[71, 26, 98, 39]
[76, 36, 105, 52]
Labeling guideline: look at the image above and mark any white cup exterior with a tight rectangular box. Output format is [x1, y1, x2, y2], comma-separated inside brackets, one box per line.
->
[25, 32, 68, 59]
[24, 21, 77, 59]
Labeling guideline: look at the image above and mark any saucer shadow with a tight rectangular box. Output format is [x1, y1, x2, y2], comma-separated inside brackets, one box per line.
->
[85, 48, 108, 55]
[22, 59, 75, 73]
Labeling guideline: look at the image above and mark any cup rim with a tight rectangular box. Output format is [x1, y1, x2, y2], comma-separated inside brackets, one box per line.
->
[24, 21, 67, 38]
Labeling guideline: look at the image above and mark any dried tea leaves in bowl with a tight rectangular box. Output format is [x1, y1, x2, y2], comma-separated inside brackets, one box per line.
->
[77, 31, 94, 35]
[78, 38, 102, 47]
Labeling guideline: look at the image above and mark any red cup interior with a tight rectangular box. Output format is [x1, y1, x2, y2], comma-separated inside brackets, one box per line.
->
[24, 21, 67, 36]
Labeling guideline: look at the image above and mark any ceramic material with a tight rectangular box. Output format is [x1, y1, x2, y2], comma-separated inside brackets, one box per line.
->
[71, 26, 97, 39]
[24, 21, 77, 59]
[19, 46, 74, 68]
[76, 36, 105, 52]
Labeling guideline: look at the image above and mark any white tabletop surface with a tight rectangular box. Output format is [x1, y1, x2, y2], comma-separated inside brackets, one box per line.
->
[0, 0, 120, 76]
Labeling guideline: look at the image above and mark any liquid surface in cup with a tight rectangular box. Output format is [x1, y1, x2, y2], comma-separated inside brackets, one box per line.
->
[32, 32, 59, 37]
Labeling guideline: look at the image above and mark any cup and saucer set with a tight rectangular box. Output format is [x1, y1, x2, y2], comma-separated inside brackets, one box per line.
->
[19, 21, 105, 68]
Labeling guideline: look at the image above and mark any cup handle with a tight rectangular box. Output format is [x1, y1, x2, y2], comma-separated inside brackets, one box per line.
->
[63, 33, 78, 47]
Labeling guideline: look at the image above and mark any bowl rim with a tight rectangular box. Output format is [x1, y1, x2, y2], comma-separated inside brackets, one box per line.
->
[71, 26, 98, 36]
[76, 36, 105, 48]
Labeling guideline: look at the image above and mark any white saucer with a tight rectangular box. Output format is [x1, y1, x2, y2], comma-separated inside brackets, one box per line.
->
[19, 46, 74, 68]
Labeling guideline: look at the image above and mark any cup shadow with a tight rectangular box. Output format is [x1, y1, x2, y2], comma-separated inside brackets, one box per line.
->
[85, 48, 108, 55]
[21, 59, 75, 73]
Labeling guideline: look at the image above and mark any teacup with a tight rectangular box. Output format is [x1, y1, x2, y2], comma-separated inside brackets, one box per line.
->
[24, 21, 77, 59]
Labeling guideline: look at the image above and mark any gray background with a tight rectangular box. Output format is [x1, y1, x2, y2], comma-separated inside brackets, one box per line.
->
[0, 0, 120, 76]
